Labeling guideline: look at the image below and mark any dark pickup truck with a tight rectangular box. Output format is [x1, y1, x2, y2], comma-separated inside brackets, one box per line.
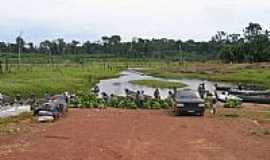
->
[174, 89, 205, 116]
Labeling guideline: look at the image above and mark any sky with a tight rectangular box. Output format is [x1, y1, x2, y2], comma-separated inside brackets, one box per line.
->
[0, 0, 270, 43]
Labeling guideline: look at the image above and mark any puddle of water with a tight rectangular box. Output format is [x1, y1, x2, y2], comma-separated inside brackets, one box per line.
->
[97, 70, 231, 99]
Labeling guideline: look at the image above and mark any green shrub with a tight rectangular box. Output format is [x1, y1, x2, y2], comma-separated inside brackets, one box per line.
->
[73, 92, 171, 110]
[224, 99, 242, 108]
[74, 91, 106, 109]
[159, 100, 169, 109]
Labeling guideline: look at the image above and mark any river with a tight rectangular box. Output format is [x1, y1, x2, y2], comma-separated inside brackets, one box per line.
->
[97, 69, 231, 99]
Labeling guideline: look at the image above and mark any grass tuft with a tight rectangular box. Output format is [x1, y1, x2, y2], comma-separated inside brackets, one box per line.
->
[130, 80, 187, 89]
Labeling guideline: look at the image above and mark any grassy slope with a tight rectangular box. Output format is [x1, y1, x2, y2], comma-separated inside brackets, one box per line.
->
[142, 66, 270, 89]
[0, 64, 123, 97]
[130, 80, 187, 89]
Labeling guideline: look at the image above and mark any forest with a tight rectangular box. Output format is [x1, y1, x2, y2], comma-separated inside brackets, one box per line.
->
[0, 22, 269, 63]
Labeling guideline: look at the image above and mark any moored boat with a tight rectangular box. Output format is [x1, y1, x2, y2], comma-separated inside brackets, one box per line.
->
[229, 89, 270, 96]
[236, 95, 270, 104]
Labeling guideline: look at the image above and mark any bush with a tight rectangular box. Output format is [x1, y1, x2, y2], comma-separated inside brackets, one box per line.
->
[159, 100, 169, 109]
[151, 100, 161, 109]
[224, 99, 242, 108]
[72, 92, 170, 110]
[74, 91, 106, 109]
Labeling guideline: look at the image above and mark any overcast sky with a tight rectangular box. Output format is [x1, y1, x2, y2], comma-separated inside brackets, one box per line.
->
[0, 0, 270, 43]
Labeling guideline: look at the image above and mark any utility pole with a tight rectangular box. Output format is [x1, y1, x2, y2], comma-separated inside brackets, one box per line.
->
[178, 43, 184, 64]
[17, 32, 23, 66]
[18, 40, 21, 65]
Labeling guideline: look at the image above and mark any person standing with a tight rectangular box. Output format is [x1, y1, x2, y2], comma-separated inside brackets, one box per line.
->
[0, 93, 3, 106]
[173, 87, 177, 99]
[93, 85, 100, 96]
[136, 90, 140, 107]
[15, 94, 23, 105]
[29, 93, 37, 111]
[206, 92, 216, 115]
[101, 92, 109, 102]
[44, 92, 50, 101]
[64, 91, 69, 104]
[198, 83, 206, 99]
[138, 91, 145, 108]
[154, 88, 160, 99]
[168, 91, 176, 112]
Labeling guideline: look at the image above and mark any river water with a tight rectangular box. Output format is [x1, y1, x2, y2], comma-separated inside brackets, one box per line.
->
[97, 69, 231, 99]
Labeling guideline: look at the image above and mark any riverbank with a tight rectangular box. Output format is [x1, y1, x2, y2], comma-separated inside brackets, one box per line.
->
[140, 63, 270, 89]
[0, 64, 124, 97]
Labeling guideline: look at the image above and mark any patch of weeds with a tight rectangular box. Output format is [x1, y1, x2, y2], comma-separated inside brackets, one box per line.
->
[218, 111, 240, 118]
[224, 99, 242, 108]
[263, 111, 270, 119]
[224, 113, 240, 118]
[250, 128, 270, 136]
[0, 112, 33, 135]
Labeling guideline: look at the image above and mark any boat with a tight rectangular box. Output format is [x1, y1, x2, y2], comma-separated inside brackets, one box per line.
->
[229, 89, 270, 96]
[215, 84, 267, 92]
[215, 85, 232, 91]
[236, 95, 270, 104]
[226, 88, 270, 104]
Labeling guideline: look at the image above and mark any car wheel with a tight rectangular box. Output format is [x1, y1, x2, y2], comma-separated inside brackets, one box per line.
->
[175, 108, 181, 116]
[199, 112, 204, 116]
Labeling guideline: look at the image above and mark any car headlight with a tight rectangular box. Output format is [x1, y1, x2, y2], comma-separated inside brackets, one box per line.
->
[198, 104, 205, 107]
[177, 104, 184, 107]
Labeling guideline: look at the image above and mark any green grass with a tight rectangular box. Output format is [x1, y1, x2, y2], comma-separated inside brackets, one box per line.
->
[1, 58, 270, 97]
[0, 63, 124, 97]
[141, 67, 270, 89]
[130, 79, 187, 89]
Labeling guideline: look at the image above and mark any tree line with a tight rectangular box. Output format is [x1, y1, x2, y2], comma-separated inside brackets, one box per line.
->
[0, 22, 269, 63]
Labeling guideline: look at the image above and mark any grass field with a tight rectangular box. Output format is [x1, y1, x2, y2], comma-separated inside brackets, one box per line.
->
[140, 63, 270, 89]
[0, 63, 124, 97]
[130, 80, 187, 89]
[1, 55, 270, 97]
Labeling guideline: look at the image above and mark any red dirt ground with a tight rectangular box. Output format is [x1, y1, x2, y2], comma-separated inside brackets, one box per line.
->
[0, 108, 270, 160]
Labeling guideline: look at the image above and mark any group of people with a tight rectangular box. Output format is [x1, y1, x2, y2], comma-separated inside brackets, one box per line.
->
[0, 93, 25, 107]
[92, 84, 218, 115]
[93, 85, 165, 109]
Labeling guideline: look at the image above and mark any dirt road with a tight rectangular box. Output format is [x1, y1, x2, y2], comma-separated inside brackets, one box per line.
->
[0, 109, 269, 160]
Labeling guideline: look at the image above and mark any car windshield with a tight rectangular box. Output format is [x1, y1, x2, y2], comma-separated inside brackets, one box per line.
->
[176, 91, 199, 99]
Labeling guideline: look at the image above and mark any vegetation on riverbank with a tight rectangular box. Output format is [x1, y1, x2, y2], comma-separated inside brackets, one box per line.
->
[130, 79, 187, 89]
[0, 63, 124, 97]
[140, 63, 270, 89]
[71, 92, 171, 110]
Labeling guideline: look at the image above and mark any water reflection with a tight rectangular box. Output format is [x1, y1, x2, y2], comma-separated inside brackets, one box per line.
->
[97, 70, 231, 99]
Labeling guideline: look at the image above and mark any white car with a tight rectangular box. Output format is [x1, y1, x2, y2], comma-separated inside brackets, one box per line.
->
[217, 91, 242, 102]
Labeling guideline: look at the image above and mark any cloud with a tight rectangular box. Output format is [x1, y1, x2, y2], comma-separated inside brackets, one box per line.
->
[0, 0, 269, 43]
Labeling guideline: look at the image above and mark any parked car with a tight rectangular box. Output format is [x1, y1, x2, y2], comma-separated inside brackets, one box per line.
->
[174, 89, 205, 116]
[216, 91, 242, 103]
[37, 103, 61, 121]
[35, 95, 68, 122]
